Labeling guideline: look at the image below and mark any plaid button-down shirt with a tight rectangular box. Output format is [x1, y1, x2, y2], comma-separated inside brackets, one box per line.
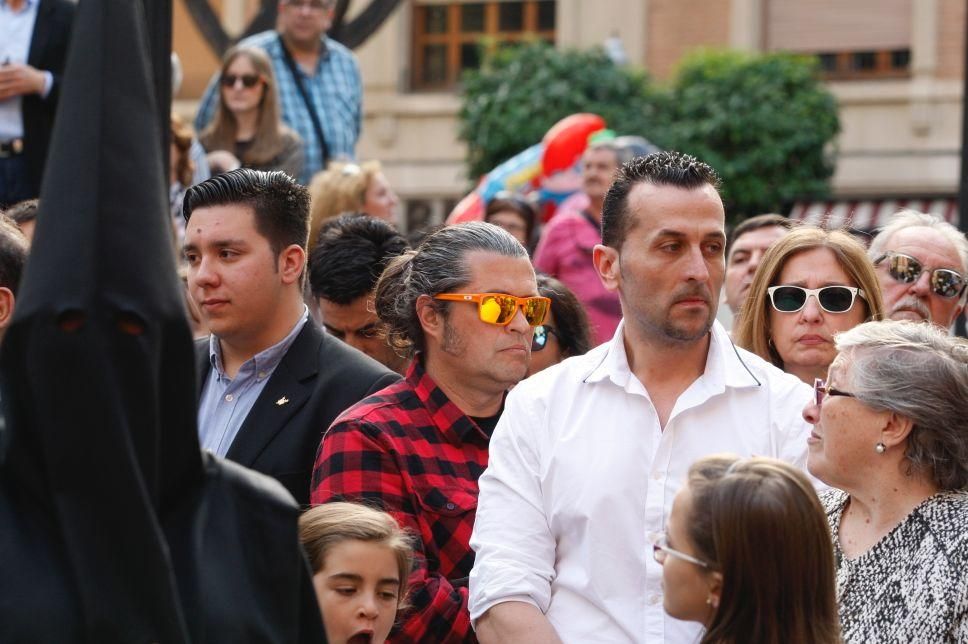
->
[311, 359, 488, 644]
[194, 30, 361, 184]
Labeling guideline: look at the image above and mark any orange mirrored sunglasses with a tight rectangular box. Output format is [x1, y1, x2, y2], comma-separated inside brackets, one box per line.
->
[433, 292, 550, 327]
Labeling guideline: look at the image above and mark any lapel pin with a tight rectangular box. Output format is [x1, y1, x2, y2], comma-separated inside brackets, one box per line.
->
[276, 396, 289, 406]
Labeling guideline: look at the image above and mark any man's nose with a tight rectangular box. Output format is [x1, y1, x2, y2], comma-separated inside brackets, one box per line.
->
[683, 247, 711, 282]
[909, 270, 932, 297]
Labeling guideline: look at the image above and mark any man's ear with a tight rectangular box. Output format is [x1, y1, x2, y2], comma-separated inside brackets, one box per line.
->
[593, 244, 620, 292]
[0, 287, 15, 331]
[278, 244, 306, 285]
[415, 294, 444, 343]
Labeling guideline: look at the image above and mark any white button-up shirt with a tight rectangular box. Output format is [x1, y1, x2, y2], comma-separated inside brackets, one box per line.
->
[469, 320, 812, 643]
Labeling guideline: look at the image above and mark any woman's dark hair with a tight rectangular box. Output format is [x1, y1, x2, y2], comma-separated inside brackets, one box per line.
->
[536, 274, 591, 357]
[484, 194, 538, 248]
[686, 455, 840, 644]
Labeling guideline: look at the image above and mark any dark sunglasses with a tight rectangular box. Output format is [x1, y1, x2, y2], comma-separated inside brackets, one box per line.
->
[874, 252, 967, 299]
[767, 285, 865, 314]
[221, 74, 261, 89]
[531, 325, 559, 352]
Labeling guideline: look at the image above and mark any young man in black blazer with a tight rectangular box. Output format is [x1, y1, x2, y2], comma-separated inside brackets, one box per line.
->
[183, 169, 398, 505]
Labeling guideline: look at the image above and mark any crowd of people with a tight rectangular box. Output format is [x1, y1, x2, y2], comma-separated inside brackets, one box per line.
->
[4, 1, 968, 643]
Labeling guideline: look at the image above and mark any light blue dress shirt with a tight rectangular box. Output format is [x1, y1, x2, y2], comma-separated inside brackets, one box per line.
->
[198, 309, 309, 457]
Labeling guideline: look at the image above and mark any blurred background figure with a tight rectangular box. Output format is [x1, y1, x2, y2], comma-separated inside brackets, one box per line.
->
[169, 113, 196, 235]
[804, 320, 968, 643]
[533, 138, 624, 345]
[657, 455, 839, 644]
[484, 193, 539, 253]
[309, 213, 410, 374]
[0, 0, 74, 207]
[308, 160, 399, 243]
[200, 46, 303, 180]
[300, 502, 413, 644]
[867, 210, 968, 332]
[722, 214, 794, 327]
[527, 274, 592, 377]
[4, 198, 37, 244]
[735, 227, 884, 384]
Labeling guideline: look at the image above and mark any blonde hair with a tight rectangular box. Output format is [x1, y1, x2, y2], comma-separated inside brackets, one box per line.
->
[201, 46, 291, 166]
[735, 226, 885, 368]
[170, 113, 195, 187]
[308, 160, 383, 245]
[299, 502, 413, 607]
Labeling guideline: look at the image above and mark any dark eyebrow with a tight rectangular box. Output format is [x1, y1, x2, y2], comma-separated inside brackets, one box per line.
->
[354, 322, 379, 334]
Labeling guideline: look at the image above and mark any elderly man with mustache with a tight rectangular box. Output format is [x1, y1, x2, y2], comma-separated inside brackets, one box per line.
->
[469, 151, 814, 644]
[868, 210, 968, 333]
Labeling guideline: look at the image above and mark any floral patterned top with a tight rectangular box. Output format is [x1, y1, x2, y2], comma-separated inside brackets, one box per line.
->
[821, 489, 968, 643]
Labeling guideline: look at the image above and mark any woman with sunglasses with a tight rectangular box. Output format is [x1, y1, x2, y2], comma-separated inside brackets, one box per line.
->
[803, 320, 968, 643]
[526, 274, 592, 377]
[655, 454, 839, 644]
[735, 226, 884, 384]
[200, 46, 303, 180]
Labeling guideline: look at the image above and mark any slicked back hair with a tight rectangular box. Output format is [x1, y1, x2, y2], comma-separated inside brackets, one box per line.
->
[601, 151, 722, 250]
[183, 168, 310, 257]
[374, 221, 528, 357]
[309, 213, 410, 304]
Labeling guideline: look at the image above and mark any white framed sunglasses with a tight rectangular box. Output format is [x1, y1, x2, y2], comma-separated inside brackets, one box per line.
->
[767, 285, 866, 314]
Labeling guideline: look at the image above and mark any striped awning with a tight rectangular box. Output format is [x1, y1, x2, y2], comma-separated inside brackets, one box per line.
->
[789, 198, 959, 231]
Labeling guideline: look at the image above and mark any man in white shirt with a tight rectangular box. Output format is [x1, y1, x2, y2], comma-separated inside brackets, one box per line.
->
[469, 151, 812, 643]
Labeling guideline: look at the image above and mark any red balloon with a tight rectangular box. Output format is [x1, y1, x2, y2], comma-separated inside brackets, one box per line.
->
[541, 114, 607, 177]
[446, 192, 484, 225]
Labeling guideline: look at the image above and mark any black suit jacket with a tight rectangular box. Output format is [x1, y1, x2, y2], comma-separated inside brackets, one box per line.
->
[196, 321, 400, 506]
[23, 0, 75, 196]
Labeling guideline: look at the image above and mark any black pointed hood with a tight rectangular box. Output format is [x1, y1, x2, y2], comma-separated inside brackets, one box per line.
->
[0, 0, 199, 638]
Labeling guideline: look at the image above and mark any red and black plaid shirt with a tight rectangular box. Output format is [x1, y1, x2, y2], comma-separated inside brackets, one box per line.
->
[310, 358, 489, 644]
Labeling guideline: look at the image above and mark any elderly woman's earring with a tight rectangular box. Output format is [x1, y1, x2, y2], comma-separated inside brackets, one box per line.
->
[875, 442, 886, 454]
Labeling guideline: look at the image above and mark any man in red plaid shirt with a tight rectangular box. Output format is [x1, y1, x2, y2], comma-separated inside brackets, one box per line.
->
[310, 222, 544, 643]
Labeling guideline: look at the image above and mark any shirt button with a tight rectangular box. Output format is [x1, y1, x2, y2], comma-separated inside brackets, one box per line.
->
[445, 502, 456, 510]
[652, 471, 662, 481]
[649, 593, 662, 605]
[258, 371, 267, 379]
[225, 394, 234, 402]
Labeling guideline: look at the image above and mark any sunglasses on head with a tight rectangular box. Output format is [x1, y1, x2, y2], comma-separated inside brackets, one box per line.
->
[531, 325, 559, 352]
[221, 74, 261, 89]
[433, 293, 550, 327]
[874, 252, 967, 299]
[767, 285, 866, 314]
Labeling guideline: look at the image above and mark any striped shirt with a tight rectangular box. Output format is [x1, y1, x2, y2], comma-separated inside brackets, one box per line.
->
[195, 31, 361, 184]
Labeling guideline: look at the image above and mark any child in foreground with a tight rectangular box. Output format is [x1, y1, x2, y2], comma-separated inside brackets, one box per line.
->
[300, 502, 413, 644]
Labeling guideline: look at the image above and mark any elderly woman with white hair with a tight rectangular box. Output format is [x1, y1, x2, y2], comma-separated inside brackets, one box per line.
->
[803, 320, 968, 643]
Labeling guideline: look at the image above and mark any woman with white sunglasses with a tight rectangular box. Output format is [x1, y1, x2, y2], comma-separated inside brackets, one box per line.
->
[735, 226, 884, 384]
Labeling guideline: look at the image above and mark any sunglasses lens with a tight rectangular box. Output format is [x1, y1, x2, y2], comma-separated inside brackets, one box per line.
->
[523, 298, 549, 326]
[479, 296, 510, 324]
[931, 270, 966, 298]
[818, 287, 854, 312]
[532, 326, 548, 351]
[889, 254, 921, 283]
[771, 287, 807, 312]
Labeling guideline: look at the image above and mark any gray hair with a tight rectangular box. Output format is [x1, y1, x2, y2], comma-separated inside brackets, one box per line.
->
[373, 222, 529, 356]
[835, 320, 968, 490]
[868, 210, 968, 275]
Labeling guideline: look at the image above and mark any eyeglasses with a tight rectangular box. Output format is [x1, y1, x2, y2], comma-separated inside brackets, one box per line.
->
[651, 533, 710, 568]
[874, 252, 967, 299]
[283, 0, 332, 11]
[220, 74, 261, 89]
[531, 325, 559, 352]
[813, 378, 857, 406]
[767, 285, 866, 314]
[433, 293, 550, 327]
